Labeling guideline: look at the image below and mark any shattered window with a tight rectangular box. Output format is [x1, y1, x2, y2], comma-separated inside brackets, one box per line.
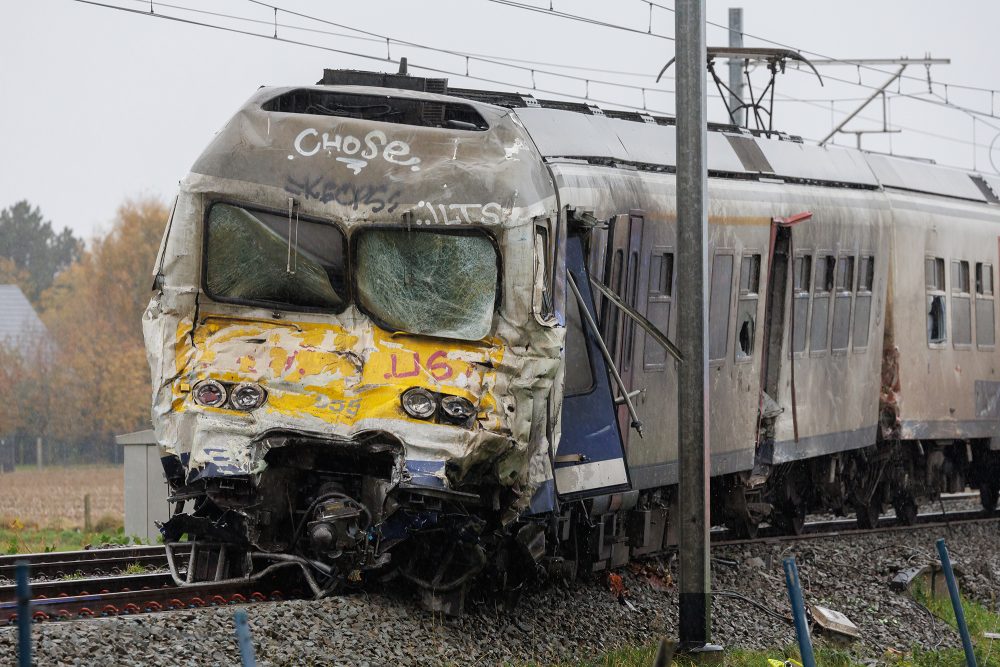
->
[354, 229, 499, 340]
[204, 203, 347, 311]
[926, 256, 947, 345]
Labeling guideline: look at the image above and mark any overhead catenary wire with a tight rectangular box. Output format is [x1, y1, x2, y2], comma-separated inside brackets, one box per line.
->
[118, 0, 668, 97]
[634, 0, 1000, 97]
[128, 0, 1000, 132]
[76, 0, 1000, 164]
[71, 0, 677, 115]
[493, 0, 1000, 125]
[484, 0, 674, 41]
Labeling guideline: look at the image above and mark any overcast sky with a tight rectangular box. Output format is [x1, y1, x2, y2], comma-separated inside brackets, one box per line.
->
[3, 0, 999, 241]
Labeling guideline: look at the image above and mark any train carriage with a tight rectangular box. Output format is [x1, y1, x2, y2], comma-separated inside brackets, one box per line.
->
[143, 69, 1000, 611]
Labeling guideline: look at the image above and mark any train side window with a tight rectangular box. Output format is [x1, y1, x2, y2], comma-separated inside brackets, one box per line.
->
[926, 256, 947, 345]
[976, 262, 995, 348]
[853, 256, 874, 350]
[643, 249, 674, 370]
[809, 254, 835, 353]
[709, 253, 734, 362]
[735, 253, 760, 362]
[951, 260, 972, 347]
[831, 255, 855, 352]
[791, 254, 811, 354]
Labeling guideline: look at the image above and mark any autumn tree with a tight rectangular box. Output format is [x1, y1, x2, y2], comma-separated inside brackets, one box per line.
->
[37, 198, 168, 458]
[0, 201, 82, 307]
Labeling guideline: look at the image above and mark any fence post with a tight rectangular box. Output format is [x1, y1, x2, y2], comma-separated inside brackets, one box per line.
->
[937, 538, 978, 667]
[783, 557, 816, 667]
[35, 437, 42, 470]
[16, 560, 31, 667]
[234, 610, 257, 667]
[84, 494, 92, 533]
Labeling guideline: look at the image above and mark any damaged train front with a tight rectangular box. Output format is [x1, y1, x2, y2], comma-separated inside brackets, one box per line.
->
[141, 81, 565, 612]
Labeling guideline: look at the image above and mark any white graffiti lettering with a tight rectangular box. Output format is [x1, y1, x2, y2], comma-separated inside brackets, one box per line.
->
[411, 201, 504, 226]
[292, 128, 421, 173]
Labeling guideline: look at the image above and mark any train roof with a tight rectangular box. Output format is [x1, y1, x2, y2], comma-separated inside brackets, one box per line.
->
[219, 69, 1000, 207]
[296, 69, 1000, 207]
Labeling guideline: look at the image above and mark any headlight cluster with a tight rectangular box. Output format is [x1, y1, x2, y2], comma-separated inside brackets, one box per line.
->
[192, 379, 267, 411]
[401, 387, 477, 425]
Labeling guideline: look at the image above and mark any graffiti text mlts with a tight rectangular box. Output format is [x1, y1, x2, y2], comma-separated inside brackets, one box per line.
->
[412, 201, 502, 226]
[292, 128, 421, 174]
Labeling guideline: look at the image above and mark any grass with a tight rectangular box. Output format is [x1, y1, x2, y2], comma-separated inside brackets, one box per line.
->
[1, 522, 135, 555]
[529, 581, 1000, 667]
[0, 464, 131, 554]
[123, 561, 151, 575]
[911, 579, 1000, 667]
[529, 642, 987, 666]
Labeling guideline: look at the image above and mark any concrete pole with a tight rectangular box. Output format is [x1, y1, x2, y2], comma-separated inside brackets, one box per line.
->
[728, 8, 744, 127]
[675, 0, 712, 650]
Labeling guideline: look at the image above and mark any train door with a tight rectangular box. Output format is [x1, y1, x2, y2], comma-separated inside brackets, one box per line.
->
[761, 226, 791, 423]
[600, 211, 645, 447]
[555, 233, 631, 500]
[758, 212, 812, 461]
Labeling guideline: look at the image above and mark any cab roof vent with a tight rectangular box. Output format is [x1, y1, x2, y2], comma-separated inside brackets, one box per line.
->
[263, 89, 489, 131]
[317, 68, 447, 93]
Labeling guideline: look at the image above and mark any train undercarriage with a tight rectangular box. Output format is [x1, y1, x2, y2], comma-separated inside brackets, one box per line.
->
[160, 426, 1000, 615]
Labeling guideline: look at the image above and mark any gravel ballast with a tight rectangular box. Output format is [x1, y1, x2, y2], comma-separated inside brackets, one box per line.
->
[1, 520, 998, 666]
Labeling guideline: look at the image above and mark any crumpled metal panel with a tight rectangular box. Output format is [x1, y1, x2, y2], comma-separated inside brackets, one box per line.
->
[605, 117, 675, 165]
[143, 85, 565, 507]
[514, 107, 750, 173]
[865, 153, 987, 202]
[513, 107, 886, 182]
[755, 140, 879, 186]
[514, 108, 630, 162]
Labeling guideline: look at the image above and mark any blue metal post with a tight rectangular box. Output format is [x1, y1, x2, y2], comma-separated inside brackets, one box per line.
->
[16, 560, 31, 667]
[234, 610, 257, 667]
[782, 557, 816, 667]
[937, 538, 978, 667]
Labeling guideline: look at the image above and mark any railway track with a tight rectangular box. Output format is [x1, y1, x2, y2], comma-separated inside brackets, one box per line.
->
[0, 545, 315, 624]
[0, 544, 189, 581]
[1, 499, 994, 624]
[713, 506, 998, 546]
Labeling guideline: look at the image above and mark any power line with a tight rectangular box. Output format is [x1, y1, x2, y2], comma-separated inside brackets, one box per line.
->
[123, 0, 657, 80]
[71, 0, 676, 114]
[484, 0, 674, 41]
[124, 0, 673, 99]
[784, 65, 1000, 125]
[635, 0, 1000, 97]
[74, 0, 1000, 158]
[772, 90, 998, 153]
[489, 0, 1000, 124]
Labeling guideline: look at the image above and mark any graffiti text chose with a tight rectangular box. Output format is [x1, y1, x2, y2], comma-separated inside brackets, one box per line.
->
[292, 128, 421, 174]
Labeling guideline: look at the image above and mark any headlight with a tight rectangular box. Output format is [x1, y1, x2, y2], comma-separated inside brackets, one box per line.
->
[230, 383, 266, 410]
[193, 380, 227, 408]
[401, 387, 437, 419]
[440, 395, 476, 421]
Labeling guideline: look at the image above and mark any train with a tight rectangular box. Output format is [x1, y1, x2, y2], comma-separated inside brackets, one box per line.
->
[142, 68, 1000, 613]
